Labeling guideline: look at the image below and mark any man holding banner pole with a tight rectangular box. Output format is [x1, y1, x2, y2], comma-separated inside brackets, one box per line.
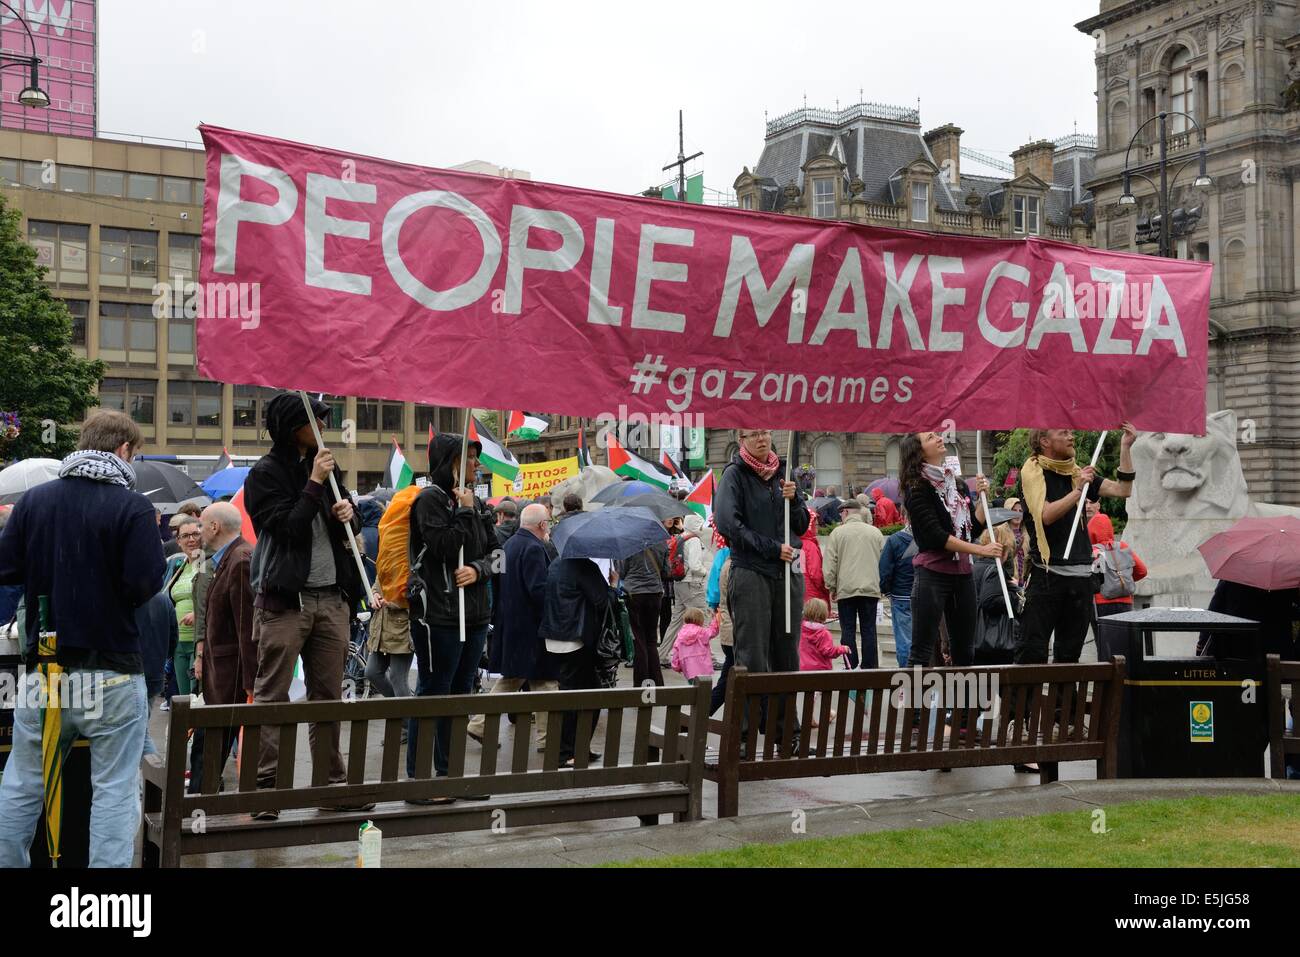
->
[405, 429, 501, 793]
[715, 428, 807, 750]
[1015, 425, 1137, 666]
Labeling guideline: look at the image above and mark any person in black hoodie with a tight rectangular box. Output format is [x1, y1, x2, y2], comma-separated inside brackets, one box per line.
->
[242, 392, 366, 815]
[406, 432, 502, 792]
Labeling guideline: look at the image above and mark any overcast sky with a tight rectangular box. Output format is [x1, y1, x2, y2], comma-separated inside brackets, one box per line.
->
[99, 0, 1102, 196]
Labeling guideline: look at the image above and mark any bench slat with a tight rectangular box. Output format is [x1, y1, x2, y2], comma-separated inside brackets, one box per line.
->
[778, 693, 797, 758]
[1071, 681, 1089, 743]
[743, 697, 759, 761]
[447, 715, 469, 779]
[202, 727, 226, 794]
[413, 718, 435, 779]
[542, 710, 563, 771]
[512, 713, 534, 773]
[833, 688, 850, 757]
[815, 690, 832, 757]
[632, 705, 653, 766]
[479, 713, 501, 776]
[602, 707, 623, 769]
[347, 719, 368, 786]
[275, 724, 297, 789]
[574, 709, 595, 770]
[863, 686, 881, 756]
[662, 706, 680, 765]
[1026, 683, 1044, 745]
[380, 719, 402, 782]
[762, 693, 778, 760]
[884, 690, 900, 753]
[1057, 682, 1076, 745]
[239, 725, 261, 793]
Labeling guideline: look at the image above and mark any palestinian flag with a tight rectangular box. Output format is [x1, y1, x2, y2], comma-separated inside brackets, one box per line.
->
[606, 434, 672, 489]
[507, 411, 549, 441]
[684, 470, 715, 520]
[215, 447, 233, 471]
[469, 416, 520, 481]
[230, 486, 257, 545]
[660, 449, 685, 477]
[382, 437, 414, 489]
[577, 426, 591, 468]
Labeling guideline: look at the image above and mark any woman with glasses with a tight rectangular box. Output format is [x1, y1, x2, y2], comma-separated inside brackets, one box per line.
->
[165, 517, 205, 698]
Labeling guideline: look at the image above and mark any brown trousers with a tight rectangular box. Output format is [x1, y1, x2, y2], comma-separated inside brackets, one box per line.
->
[252, 588, 349, 788]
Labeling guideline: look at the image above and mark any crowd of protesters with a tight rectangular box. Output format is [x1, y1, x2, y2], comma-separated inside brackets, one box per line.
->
[0, 402, 1297, 866]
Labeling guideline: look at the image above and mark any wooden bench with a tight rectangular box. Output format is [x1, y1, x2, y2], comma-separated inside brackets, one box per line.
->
[653, 660, 1124, 817]
[142, 679, 710, 867]
[1266, 655, 1300, 779]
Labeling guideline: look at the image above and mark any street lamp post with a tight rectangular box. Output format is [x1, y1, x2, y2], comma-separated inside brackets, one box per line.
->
[1117, 110, 1213, 258]
[0, 1, 51, 117]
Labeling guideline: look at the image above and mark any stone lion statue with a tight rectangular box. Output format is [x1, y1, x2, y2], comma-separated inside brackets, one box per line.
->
[547, 465, 620, 514]
[1126, 409, 1248, 522]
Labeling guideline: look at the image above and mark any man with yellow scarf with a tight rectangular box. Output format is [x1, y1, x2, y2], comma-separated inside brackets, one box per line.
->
[1015, 425, 1137, 664]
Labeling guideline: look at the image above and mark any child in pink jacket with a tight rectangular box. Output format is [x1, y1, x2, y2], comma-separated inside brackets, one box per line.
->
[800, 598, 849, 726]
[671, 607, 719, 682]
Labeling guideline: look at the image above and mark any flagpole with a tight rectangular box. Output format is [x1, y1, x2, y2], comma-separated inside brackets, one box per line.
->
[975, 431, 1014, 619]
[1063, 431, 1108, 561]
[457, 408, 471, 644]
[297, 392, 376, 607]
[784, 429, 795, 636]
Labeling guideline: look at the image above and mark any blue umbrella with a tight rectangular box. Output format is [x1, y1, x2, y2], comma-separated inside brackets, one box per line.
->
[589, 480, 662, 504]
[550, 506, 668, 561]
[202, 466, 251, 499]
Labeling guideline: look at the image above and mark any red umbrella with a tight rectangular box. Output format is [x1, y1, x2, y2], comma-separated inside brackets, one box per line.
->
[1197, 516, 1300, 591]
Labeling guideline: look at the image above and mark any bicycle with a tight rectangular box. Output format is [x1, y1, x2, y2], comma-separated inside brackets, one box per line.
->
[344, 609, 373, 700]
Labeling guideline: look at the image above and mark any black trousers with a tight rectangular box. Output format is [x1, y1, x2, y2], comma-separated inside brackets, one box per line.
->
[726, 565, 803, 746]
[710, 644, 734, 715]
[1092, 601, 1130, 659]
[627, 593, 665, 687]
[1015, 570, 1095, 664]
[909, 566, 976, 669]
[837, 596, 879, 669]
[555, 645, 600, 761]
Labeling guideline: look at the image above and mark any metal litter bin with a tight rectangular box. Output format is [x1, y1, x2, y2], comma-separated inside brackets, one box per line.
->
[0, 639, 92, 867]
[1097, 607, 1266, 778]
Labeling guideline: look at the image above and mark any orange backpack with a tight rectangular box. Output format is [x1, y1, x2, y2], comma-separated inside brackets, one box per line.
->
[376, 484, 422, 608]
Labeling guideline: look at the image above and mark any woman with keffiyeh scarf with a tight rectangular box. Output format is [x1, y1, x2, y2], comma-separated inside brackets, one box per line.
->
[898, 430, 1000, 671]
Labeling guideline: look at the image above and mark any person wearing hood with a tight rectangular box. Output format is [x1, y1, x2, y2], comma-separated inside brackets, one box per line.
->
[0, 410, 165, 867]
[870, 487, 900, 527]
[1088, 511, 1146, 655]
[243, 392, 367, 815]
[800, 509, 830, 608]
[406, 431, 502, 794]
[657, 511, 710, 666]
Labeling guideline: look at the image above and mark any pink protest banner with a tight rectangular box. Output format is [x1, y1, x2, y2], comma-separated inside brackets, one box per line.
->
[197, 125, 1212, 433]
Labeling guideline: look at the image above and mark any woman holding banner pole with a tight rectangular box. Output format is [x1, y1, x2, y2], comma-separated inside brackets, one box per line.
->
[1015, 425, 1136, 666]
[405, 427, 501, 797]
[898, 430, 999, 672]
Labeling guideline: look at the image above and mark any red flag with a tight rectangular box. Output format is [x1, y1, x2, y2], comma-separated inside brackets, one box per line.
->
[230, 486, 257, 544]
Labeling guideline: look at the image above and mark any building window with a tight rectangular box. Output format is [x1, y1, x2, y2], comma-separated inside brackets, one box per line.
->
[1223, 239, 1246, 300]
[168, 380, 222, 429]
[0, 158, 15, 185]
[127, 173, 159, 202]
[1170, 48, 1194, 133]
[1220, 62, 1245, 116]
[21, 160, 49, 190]
[885, 438, 901, 478]
[167, 233, 198, 282]
[321, 395, 346, 430]
[99, 378, 156, 426]
[1108, 100, 1129, 150]
[162, 177, 192, 204]
[167, 309, 195, 358]
[813, 438, 843, 492]
[740, 194, 754, 210]
[93, 169, 124, 197]
[233, 384, 277, 430]
[27, 220, 89, 288]
[58, 165, 90, 193]
[812, 178, 836, 218]
[415, 405, 439, 438]
[64, 299, 88, 347]
[99, 302, 157, 364]
[356, 472, 385, 495]
[100, 227, 158, 291]
[1013, 195, 1040, 235]
[911, 182, 929, 222]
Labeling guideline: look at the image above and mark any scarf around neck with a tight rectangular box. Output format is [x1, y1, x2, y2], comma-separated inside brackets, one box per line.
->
[921, 461, 971, 541]
[1018, 453, 1080, 565]
[739, 444, 780, 482]
[58, 449, 136, 489]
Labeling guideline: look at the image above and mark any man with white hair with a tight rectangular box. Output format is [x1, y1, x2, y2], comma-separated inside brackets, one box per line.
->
[466, 503, 557, 752]
[188, 501, 256, 792]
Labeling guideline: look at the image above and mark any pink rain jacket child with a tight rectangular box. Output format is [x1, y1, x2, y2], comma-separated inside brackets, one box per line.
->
[671, 618, 719, 681]
[800, 620, 850, 672]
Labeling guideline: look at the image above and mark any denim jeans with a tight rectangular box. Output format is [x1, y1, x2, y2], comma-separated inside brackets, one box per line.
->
[0, 669, 147, 868]
[890, 596, 913, 669]
[408, 619, 488, 777]
[836, 596, 879, 669]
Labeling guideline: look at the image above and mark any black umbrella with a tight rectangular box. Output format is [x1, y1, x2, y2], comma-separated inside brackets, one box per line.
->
[550, 506, 669, 561]
[590, 480, 663, 504]
[131, 461, 210, 512]
[608, 491, 689, 521]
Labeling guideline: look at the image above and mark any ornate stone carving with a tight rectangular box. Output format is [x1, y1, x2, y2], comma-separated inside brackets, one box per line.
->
[1193, 24, 1208, 51]
[1108, 51, 1127, 76]
[1141, 44, 1157, 73]
[1222, 5, 1245, 36]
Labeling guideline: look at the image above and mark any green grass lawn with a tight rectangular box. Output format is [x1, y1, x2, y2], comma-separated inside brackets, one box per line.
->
[615, 795, 1300, 867]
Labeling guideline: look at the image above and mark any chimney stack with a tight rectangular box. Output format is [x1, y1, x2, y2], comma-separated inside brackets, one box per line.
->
[1012, 139, 1056, 183]
[924, 124, 963, 184]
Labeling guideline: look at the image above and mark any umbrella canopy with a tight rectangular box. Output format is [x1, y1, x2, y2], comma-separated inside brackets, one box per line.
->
[985, 507, 1020, 527]
[201, 466, 251, 499]
[864, 477, 899, 504]
[608, 491, 690, 521]
[131, 461, 210, 512]
[590, 480, 663, 504]
[369, 487, 397, 504]
[808, 496, 840, 511]
[1197, 516, 1300, 591]
[0, 458, 61, 505]
[550, 506, 668, 561]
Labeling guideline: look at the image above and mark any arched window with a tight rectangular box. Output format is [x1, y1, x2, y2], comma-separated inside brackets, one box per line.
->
[813, 438, 843, 492]
[1220, 62, 1245, 116]
[885, 438, 901, 478]
[1170, 47, 1194, 132]
[1223, 239, 1246, 300]
[1109, 99, 1129, 149]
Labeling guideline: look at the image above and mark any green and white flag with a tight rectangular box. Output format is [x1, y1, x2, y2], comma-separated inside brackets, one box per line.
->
[469, 415, 520, 481]
[382, 436, 414, 489]
[507, 410, 549, 441]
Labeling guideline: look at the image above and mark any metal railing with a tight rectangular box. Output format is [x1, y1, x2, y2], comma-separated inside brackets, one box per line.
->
[766, 101, 920, 137]
[97, 129, 204, 151]
[1053, 132, 1099, 150]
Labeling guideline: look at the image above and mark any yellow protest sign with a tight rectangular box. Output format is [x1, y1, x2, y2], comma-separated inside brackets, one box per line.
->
[491, 456, 580, 499]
